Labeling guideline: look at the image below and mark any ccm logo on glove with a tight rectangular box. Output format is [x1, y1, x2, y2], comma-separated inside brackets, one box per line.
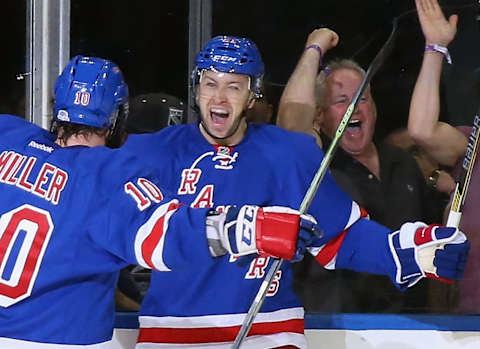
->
[240, 206, 256, 246]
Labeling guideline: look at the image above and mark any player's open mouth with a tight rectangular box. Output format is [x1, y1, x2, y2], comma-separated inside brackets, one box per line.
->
[210, 108, 230, 124]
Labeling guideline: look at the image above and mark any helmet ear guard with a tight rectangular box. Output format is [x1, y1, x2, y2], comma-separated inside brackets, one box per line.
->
[106, 101, 129, 148]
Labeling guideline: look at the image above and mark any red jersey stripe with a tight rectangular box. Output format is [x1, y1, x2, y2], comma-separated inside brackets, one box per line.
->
[138, 318, 304, 344]
[314, 231, 346, 267]
[141, 202, 181, 269]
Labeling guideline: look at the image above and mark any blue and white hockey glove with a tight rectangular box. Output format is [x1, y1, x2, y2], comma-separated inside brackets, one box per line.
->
[389, 222, 470, 289]
[206, 205, 322, 261]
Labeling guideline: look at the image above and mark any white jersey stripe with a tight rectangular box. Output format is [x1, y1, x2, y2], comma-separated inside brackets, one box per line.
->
[345, 201, 362, 229]
[307, 201, 363, 269]
[134, 199, 180, 271]
[139, 307, 304, 328]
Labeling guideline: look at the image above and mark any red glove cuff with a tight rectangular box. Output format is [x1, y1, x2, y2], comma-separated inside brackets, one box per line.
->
[255, 208, 300, 260]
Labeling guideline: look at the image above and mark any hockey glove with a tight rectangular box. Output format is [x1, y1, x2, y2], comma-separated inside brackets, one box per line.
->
[388, 222, 470, 289]
[206, 205, 323, 261]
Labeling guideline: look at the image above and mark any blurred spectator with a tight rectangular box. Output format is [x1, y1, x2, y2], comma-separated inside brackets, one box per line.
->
[127, 92, 185, 134]
[278, 28, 438, 231]
[245, 82, 274, 124]
[277, 28, 435, 313]
[385, 128, 455, 197]
[408, 0, 480, 313]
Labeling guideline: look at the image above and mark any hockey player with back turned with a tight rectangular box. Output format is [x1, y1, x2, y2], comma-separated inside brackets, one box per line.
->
[0, 55, 322, 348]
[124, 34, 470, 348]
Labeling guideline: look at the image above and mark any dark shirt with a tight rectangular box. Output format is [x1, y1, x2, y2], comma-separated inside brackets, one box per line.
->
[324, 135, 438, 229]
[294, 134, 437, 313]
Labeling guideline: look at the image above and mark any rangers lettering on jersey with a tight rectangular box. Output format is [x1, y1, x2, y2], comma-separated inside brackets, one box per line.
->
[178, 168, 202, 195]
[245, 257, 270, 279]
[191, 184, 214, 208]
[178, 148, 237, 199]
[244, 257, 281, 296]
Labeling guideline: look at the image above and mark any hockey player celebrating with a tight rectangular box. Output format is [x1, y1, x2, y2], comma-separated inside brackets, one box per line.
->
[124, 35, 470, 348]
[0, 56, 323, 348]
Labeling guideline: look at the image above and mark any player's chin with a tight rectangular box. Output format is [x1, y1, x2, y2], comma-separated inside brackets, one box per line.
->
[211, 118, 234, 132]
[210, 128, 231, 139]
[202, 122, 229, 139]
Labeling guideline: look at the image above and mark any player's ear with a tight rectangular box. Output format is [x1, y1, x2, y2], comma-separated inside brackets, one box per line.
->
[247, 94, 256, 109]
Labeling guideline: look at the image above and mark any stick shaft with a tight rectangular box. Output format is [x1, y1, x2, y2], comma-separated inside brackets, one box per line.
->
[446, 114, 480, 228]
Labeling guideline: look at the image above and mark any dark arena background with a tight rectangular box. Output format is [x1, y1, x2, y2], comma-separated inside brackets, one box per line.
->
[1, 0, 479, 137]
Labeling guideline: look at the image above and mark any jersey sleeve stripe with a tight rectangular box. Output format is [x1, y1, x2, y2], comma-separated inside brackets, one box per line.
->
[312, 231, 347, 269]
[134, 200, 181, 271]
[345, 201, 368, 229]
[311, 202, 369, 269]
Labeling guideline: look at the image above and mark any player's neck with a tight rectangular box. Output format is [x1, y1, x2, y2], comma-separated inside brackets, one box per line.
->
[55, 133, 106, 148]
[199, 121, 247, 146]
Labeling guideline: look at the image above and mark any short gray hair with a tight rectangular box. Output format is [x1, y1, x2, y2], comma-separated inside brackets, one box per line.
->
[315, 59, 368, 109]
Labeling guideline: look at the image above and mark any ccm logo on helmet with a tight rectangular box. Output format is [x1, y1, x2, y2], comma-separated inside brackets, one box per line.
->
[212, 55, 237, 63]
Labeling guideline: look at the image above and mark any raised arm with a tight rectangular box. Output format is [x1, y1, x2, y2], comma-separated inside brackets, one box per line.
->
[408, 0, 467, 167]
[277, 28, 339, 145]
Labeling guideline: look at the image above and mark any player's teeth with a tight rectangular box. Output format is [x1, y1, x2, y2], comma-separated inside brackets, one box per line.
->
[211, 108, 228, 114]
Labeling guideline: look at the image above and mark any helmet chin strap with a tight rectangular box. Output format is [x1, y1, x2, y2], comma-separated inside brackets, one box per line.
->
[200, 113, 246, 142]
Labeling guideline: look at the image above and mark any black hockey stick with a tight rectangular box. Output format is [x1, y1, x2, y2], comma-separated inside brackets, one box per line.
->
[232, 19, 399, 349]
[446, 113, 480, 228]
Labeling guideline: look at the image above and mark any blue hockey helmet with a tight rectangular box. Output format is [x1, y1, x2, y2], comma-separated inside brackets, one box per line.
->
[192, 36, 264, 97]
[54, 55, 129, 129]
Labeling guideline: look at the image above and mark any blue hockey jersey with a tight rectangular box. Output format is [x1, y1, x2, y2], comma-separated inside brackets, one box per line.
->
[0, 115, 214, 348]
[124, 123, 394, 349]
